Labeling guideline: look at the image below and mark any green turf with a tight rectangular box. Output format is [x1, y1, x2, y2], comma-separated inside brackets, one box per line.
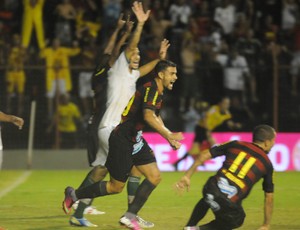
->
[0, 170, 299, 230]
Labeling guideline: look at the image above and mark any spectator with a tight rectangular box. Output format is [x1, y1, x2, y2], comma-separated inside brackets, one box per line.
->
[5, 34, 27, 116]
[168, 0, 192, 64]
[102, 0, 122, 31]
[149, 8, 172, 43]
[54, 0, 76, 46]
[40, 38, 80, 119]
[21, 0, 45, 49]
[179, 24, 200, 112]
[216, 46, 251, 109]
[75, 0, 100, 42]
[231, 13, 251, 42]
[235, 29, 262, 103]
[213, 0, 236, 41]
[200, 48, 224, 104]
[47, 93, 82, 149]
[281, 0, 299, 31]
[78, 39, 97, 120]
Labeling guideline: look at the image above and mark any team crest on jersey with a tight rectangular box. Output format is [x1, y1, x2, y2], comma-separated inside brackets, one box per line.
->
[217, 177, 237, 198]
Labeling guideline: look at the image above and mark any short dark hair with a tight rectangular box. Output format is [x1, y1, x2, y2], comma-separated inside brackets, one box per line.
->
[154, 60, 177, 75]
[252, 125, 275, 143]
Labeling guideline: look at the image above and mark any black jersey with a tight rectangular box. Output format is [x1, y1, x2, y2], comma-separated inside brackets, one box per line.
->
[116, 79, 163, 142]
[91, 54, 111, 117]
[210, 140, 274, 203]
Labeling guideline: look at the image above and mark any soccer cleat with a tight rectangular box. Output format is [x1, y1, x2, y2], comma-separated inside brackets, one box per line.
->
[136, 216, 154, 228]
[62, 186, 75, 214]
[84, 206, 105, 215]
[69, 216, 98, 227]
[72, 201, 105, 215]
[119, 216, 142, 230]
[183, 226, 200, 230]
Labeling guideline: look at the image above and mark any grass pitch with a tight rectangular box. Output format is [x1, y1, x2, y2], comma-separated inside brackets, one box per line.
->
[0, 170, 299, 230]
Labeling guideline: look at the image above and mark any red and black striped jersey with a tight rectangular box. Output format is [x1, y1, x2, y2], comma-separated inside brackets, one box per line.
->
[210, 140, 274, 203]
[117, 79, 163, 142]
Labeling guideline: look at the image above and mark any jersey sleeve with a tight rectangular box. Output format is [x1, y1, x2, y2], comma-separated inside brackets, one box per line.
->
[142, 85, 160, 111]
[209, 141, 236, 158]
[262, 166, 274, 193]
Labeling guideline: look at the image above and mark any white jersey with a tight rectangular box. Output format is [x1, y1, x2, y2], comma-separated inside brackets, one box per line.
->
[99, 51, 140, 128]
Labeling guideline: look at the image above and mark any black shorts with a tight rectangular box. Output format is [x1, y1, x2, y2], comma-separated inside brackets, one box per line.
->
[202, 177, 246, 229]
[194, 125, 208, 143]
[105, 130, 156, 183]
[86, 114, 102, 166]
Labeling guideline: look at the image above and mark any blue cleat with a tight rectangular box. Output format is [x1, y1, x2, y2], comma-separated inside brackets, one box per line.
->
[69, 216, 98, 227]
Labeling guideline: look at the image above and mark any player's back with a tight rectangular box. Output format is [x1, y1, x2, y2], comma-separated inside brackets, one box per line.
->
[212, 140, 273, 203]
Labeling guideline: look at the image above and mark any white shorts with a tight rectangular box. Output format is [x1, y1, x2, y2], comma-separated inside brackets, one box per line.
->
[91, 125, 115, 167]
[79, 71, 93, 98]
[46, 79, 67, 98]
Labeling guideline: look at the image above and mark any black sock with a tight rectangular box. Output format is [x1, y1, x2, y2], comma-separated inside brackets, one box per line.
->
[78, 169, 95, 189]
[127, 176, 141, 208]
[174, 152, 189, 165]
[75, 181, 108, 199]
[127, 179, 156, 214]
[186, 198, 210, 226]
[73, 170, 95, 218]
[73, 199, 91, 219]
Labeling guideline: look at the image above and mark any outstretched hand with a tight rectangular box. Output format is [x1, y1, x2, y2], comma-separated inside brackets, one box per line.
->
[174, 175, 190, 195]
[125, 14, 134, 33]
[131, 1, 150, 24]
[168, 132, 184, 150]
[11, 116, 24, 130]
[159, 39, 170, 60]
[116, 13, 126, 29]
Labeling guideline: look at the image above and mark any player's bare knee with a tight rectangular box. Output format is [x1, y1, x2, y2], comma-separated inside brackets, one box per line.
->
[147, 172, 162, 186]
[108, 182, 125, 194]
[91, 165, 108, 181]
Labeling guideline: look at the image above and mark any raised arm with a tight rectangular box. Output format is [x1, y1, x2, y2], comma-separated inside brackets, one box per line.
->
[104, 13, 126, 56]
[125, 1, 150, 59]
[109, 15, 134, 66]
[139, 39, 170, 77]
[257, 192, 273, 230]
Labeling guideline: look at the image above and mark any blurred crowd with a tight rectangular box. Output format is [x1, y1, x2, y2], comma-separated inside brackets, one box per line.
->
[0, 0, 300, 149]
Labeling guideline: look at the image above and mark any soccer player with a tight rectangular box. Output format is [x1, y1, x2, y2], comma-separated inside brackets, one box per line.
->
[68, 2, 170, 228]
[175, 124, 276, 230]
[62, 60, 183, 230]
[68, 13, 132, 227]
[173, 96, 241, 171]
[0, 111, 24, 169]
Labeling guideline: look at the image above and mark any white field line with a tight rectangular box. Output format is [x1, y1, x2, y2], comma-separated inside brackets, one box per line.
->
[0, 171, 32, 199]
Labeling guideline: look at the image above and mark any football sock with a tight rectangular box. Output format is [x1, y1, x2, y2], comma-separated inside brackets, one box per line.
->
[78, 169, 95, 189]
[76, 181, 108, 199]
[174, 152, 189, 165]
[73, 199, 91, 218]
[186, 198, 209, 226]
[74, 171, 96, 218]
[127, 176, 141, 208]
[127, 179, 156, 214]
